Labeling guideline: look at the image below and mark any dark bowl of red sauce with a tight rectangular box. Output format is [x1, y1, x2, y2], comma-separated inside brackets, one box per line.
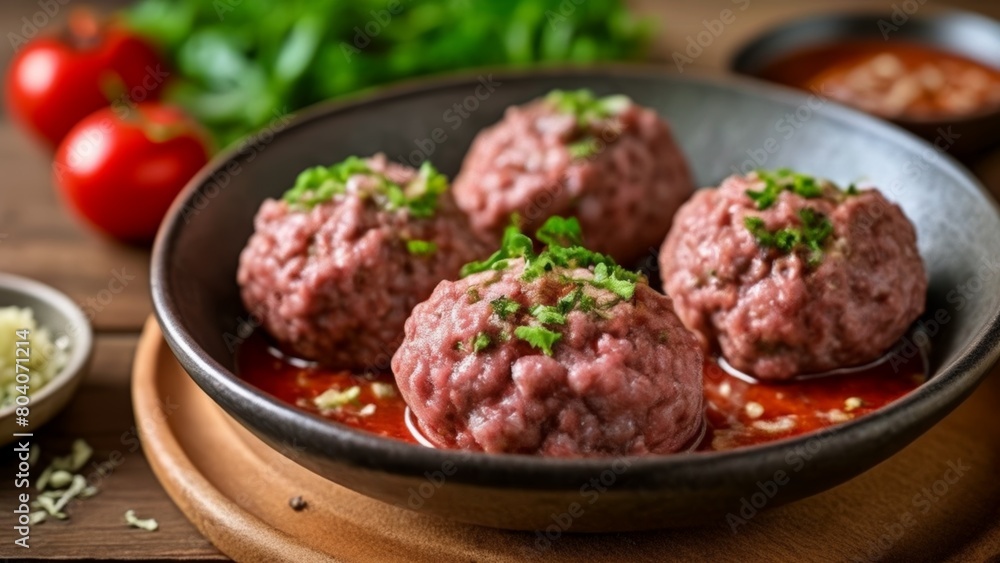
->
[731, 10, 1000, 153]
[152, 68, 1000, 533]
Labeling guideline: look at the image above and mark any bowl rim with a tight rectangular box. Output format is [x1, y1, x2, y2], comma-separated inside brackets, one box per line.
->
[151, 65, 1000, 489]
[727, 9, 1000, 125]
[0, 272, 94, 419]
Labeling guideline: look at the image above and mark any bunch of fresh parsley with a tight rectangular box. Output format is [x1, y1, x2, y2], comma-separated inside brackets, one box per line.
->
[126, 0, 652, 146]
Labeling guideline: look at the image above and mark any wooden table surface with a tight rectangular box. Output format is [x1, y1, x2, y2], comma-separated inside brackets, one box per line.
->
[1, 0, 999, 560]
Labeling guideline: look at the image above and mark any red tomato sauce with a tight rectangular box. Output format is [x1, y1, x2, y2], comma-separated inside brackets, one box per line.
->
[236, 331, 925, 452]
[756, 40, 1000, 120]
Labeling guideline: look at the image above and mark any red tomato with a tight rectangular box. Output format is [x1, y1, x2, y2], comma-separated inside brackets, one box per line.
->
[53, 104, 211, 243]
[5, 12, 168, 148]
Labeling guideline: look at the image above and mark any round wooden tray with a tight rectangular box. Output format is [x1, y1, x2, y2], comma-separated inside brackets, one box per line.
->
[132, 317, 1000, 562]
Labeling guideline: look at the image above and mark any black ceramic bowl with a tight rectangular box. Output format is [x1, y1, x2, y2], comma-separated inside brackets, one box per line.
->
[151, 67, 1000, 532]
[730, 10, 1000, 153]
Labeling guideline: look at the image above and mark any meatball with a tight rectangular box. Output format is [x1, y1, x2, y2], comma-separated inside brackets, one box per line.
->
[659, 170, 927, 381]
[392, 221, 705, 457]
[452, 89, 694, 265]
[238, 154, 488, 370]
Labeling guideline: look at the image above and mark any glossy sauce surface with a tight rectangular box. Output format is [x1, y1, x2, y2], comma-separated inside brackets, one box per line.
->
[756, 40, 1000, 120]
[237, 331, 926, 452]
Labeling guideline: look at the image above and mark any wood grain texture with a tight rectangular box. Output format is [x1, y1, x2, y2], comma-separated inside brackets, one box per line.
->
[0, 335, 225, 561]
[134, 320, 1000, 563]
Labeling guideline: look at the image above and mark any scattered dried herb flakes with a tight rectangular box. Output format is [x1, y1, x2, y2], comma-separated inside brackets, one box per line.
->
[125, 509, 159, 532]
[30, 440, 98, 523]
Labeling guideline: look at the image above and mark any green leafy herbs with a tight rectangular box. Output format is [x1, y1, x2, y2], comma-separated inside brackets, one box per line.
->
[744, 208, 834, 267]
[530, 304, 567, 326]
[746, 168, 826, 210]
[388, 162, 450, 218]
[473, 332, 492, 352]
[513, 325, 562, 356]
[459, 225, 535, 277]
[546, 90, 631, 160]
[557, 286, 597, 314]
[460, 215, 643, 357]
[568, 138, 599, 159]
[282, 157, 448, 216]
[590, 262, 638, 300]
[464, 216, 639, 296]
[546, 89, 632, 127]
[406, 240, 438, 256]
[534, 215, 583, 248]
[490, 296, 521, 320]
[126, 0, 652, 147]
[282, 156, 370, 209]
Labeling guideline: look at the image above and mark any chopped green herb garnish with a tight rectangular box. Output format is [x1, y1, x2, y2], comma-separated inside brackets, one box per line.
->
[490, 296, 520, 320]
[405, 240, 438, 256]
[590, 262, 639, 300]
[799, 208, 834, 267]
[792, 173, 822, 198]
[535, 216, 583, 248]
[746, 169, 828, 210]
[467, 287, 481, 304]
[282, 157, 448, 217]
[530, 304, 567, 325]
[282, 156, 370, 208]
[557, 287, 582, 313]
[744, 207, 834, 267]
[473, 332, 492, 352]
[514, 325, 562, 356]
[398, 161, 451, 218]
[568, 138, 599, 159]
[846, 183, 859, 195]
[744, 216, 768, 240]
[546, 89, 632, 128]
[460, 215, 644, 357]
[460, 225, 534, 277]
[516, 217, 637, 288]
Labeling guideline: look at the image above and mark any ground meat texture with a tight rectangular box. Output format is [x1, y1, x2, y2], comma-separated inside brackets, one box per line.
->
[237, 155, 487, 370]
[452, 97, 694, 265]
[392, 259, 705, 457]
[659, 174, 927, 381]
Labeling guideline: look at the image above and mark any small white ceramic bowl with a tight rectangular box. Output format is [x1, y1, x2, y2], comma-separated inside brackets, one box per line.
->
[0, 273, 93, 444]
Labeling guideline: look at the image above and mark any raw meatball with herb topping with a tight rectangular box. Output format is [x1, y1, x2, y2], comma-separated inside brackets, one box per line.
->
[452, 89, 694, 265]
[238, 154, 488, 370]
[392, 217, 705, 457]
[659, 169, 927, 381]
